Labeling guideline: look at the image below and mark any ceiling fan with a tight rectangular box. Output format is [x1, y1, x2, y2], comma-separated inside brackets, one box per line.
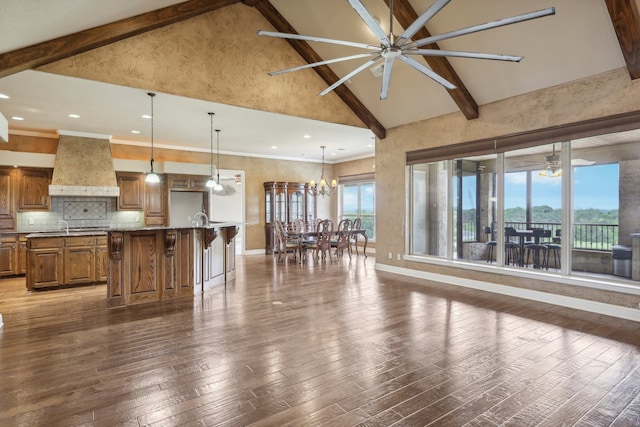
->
[258, 0, 555, 100]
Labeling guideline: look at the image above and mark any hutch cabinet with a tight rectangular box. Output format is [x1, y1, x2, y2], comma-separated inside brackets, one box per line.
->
[263, 181, 316, 254]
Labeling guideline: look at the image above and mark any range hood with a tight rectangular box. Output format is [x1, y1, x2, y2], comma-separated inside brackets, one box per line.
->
[49, 131, 120, 197]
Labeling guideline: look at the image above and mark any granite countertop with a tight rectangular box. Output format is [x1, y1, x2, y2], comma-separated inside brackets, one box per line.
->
[11, 222, 239, 238]
[107, 222, 239, 232]
[26, 230, 108, 238]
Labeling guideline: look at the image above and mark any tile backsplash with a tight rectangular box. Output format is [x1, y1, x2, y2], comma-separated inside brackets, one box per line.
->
[17, 196, 143, 231]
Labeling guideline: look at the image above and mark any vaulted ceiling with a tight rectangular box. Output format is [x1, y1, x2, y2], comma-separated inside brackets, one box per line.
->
[0, 0, 639, 161]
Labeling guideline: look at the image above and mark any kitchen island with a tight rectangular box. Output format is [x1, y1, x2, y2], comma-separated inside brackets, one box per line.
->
[107, 223, 238, 308]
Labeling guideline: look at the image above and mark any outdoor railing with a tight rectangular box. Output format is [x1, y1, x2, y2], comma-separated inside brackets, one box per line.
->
[501, 221, 618, 251]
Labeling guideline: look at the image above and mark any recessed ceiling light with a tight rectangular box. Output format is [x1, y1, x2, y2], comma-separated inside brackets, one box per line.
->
[12, 116, 24, 121]
[367, 144, 372, 148]
[0, 93, 9, 99]
[141, 114, 152, 119]
[131, 130, 140, 134]
[271, 145, 277, 149]
[303, 134, 311, 139]
[68, 114, 80, 118]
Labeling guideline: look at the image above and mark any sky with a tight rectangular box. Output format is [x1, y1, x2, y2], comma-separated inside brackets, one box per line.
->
[504, 163, 619, 210]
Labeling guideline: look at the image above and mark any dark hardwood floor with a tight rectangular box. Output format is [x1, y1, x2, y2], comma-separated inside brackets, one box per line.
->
[1, 254, 640, 426]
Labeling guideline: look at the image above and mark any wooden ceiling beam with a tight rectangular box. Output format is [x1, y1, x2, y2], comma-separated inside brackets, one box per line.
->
[385, 0, 479, 120]
[0, 0, 243, 79]
[604, 0, 640, 79]
[249, 0, 386, 139]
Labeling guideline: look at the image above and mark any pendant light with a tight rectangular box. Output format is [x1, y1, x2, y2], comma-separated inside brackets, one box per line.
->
[308, 145, 337, 197]
[206, 112, 217, 188]
[145, 92, 160, 183]
[213, 129, 224, 192]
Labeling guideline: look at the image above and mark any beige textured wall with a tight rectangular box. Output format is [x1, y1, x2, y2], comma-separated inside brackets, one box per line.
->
[376, 68, 640, 308]
[39, 3, 364, 129]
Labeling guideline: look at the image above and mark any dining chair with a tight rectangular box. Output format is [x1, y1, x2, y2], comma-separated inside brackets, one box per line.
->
[331, 219, 352, 260]
[304, 219, 333, 262]
[274, 220, 300, 262]
[349, 217, 362, 256]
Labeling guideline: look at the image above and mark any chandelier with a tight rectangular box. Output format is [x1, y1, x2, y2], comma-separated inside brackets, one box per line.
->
[540, 144, 561, 178]
[308, 145, 337, 197]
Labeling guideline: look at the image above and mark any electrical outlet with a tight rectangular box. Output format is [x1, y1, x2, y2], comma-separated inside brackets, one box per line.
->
[397, 253, 401, 260]
[388, 252, 392, 259]
[28, 217, 35, 225]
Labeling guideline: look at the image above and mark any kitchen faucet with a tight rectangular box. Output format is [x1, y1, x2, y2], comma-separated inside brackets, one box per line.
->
[59, 220, 69, 235]
[194, 212, 208, 227]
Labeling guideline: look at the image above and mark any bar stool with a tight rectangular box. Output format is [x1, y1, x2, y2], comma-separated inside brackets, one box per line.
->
[546, 229, 561, 269]
[524, 244, 548, 269]
[484, 226, 496, 263]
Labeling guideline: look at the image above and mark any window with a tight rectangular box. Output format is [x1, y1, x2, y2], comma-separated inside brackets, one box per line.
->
[407, 132, 636, 282]
[340, 178, 375, 240]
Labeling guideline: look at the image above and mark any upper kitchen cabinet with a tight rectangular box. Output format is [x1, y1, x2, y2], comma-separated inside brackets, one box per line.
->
[167, 174, 210, 192]
[116, 172, 145, 210]
[18, 168, 52, 211]
[0, 167, 16, 230]
[145, 175, 167, 226]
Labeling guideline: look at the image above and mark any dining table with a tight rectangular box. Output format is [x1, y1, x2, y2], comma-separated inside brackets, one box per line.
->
[289, 228, 369, 259]
[507, 229, 550, 267]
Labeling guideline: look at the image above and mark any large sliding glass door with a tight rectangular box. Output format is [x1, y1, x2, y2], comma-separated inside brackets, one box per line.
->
[407, 131, 638, 284]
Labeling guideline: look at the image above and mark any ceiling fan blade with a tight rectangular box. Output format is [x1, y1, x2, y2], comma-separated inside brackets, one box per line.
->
[380, 57, 395, 100]
[405, 49, 523, 62]
[348, 0, 391, 47]
[257, 30, 378, 51]
[407, 7, 555, 49]
[319, 55, 383, 96]
[268, 53, 378, 76]
[396, 0, 451, 46]
[398, 55, 456, 90]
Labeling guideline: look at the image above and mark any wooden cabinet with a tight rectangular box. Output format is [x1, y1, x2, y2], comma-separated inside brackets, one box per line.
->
[95, 237, 109, 282]
[168, 174, 210, 191]
[18, 168, 51, 211]
[145, 175, 167, 226]
[264, 182, 316, 253]
[0, 167, 16, 231]
[116, 172, 145, 210]
[0, 233, 28, 276]
[0, 166, 52, 231]
[27, 238, 64, 289]
[27, 235, 107, 289]
[64, 237, 96, 285]
[0, 236, 17, 276]
[18, 236, 27, 274]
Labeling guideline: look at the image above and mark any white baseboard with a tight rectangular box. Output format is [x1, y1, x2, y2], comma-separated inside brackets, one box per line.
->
[375, 264, 640, 322]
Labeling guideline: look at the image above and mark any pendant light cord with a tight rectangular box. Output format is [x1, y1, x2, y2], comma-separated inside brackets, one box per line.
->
[148, 92, 156, 169]
[209, 113, 215, 176]
[215, 129, 221, 182]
